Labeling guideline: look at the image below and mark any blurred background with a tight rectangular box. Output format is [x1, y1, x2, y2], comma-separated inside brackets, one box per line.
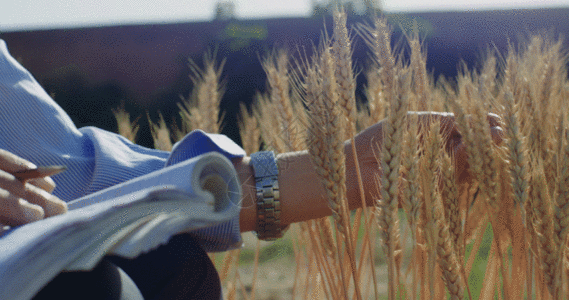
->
[1, 0, 568, 148]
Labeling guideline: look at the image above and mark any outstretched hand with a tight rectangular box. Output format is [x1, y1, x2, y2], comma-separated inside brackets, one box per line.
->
[439, 112, 503, 184]
[349, 112, 504, 203]
[0, 149, 67, 226]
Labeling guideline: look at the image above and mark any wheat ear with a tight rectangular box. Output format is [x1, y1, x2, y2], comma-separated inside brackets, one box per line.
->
[364, 67, 386, 126]
[503, 92, 529, 220]
[376, 75, 408, 300]
[408, 27, 429, 111]
[356, 15, 399, 115]
[554, 119, 569, 298]
[318, 217, 337, 257]
[237, 102, 260, 154]
[303, 47, 350, 299]
[529, 163, 557, 296]
[371, 17, 397, 98]
[254, 93, 286, 152]
[418, 120, 443, 300]
[479, 50, 497, 101]
[333, 9, 378, 299]
[452, 86, 483, 208]
[112, 104, 139, 143]
[332, 8, 356, 136]
[433, 191, 465, 300]
[179, 55, 224, 134]
[439, 152, 463, 260]
[399, 116, 421, 299]
[263, 50, 303, 151]
[465, 83, 501, 211]
[400, 116, 421, 226]
[147, 112, 173, 151]
[323, 43, 364, 300]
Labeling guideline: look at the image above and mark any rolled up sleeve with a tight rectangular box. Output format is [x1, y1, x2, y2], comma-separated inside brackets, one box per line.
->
[0, 39, 245, 252]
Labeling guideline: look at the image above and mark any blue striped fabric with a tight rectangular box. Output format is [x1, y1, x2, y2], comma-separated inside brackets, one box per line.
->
[0, 40, 246, 252]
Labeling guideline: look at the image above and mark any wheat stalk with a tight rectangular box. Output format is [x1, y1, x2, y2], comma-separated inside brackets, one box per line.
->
[110, 12, 569, 297]
[376, 75, 408, 300]
[303, 44, 353, 299]
[331, 8, 380, 299]
[399, 116, 421, 299]
[418, 121, 444, 299]
[553, 118, 569, 298]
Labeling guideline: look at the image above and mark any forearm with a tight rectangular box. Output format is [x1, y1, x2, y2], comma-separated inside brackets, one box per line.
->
[235, 133, 379, 233]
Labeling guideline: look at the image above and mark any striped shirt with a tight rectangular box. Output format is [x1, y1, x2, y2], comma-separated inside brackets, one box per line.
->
[0, 39, 246, 252]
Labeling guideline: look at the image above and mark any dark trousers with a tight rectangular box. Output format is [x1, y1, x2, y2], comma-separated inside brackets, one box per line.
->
[33, 234, 221, 300]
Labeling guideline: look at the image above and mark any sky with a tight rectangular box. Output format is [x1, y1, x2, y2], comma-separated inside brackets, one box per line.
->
[1, 0, 568, 31]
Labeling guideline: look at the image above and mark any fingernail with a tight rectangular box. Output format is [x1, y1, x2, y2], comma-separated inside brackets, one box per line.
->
[20, 199, 44, 222]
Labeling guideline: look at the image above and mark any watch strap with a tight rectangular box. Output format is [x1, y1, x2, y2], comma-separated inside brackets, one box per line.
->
[250, 151, 286, 241]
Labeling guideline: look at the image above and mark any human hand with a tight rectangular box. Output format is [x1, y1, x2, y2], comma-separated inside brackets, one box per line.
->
[437, 112, 503, 184]
[350, 112, 503, 200]
[0, 149, 67, 226]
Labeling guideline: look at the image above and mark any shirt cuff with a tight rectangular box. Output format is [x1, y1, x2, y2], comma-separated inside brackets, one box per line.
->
[166, 129, 246, 252]
[166, 129, 246, 167]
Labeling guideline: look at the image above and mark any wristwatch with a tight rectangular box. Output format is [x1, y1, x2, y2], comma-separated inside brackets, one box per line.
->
[250, 151, 288, 241]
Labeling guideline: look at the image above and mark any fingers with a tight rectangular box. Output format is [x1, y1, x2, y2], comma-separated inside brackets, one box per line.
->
[435, 112, 503, 147]
[484, 112, 504, 145]
[0, 149, 37, 173]
[0, 170, 67, 220]
[0, 149, 60, 193]
[27, 177, 57, 194]
[0, 189, 44, 226]
[490, 126, 504, 145]
[22, 182, 67, 217]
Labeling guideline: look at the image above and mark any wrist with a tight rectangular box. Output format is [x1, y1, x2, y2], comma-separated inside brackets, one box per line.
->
[234, 157, 257, 232]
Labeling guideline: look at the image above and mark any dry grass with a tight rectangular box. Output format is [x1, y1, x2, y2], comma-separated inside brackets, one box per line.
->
[115, 10, 569, 300]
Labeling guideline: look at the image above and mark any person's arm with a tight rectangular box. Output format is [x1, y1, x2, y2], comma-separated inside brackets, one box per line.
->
[0, 40, 172, 202]
[236, 112, 504, 232]
[235, 123, 382, 232]
[0, 40, 245, 251]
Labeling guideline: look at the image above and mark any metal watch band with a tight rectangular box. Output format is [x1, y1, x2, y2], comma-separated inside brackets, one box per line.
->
[250, 151, 286, 241]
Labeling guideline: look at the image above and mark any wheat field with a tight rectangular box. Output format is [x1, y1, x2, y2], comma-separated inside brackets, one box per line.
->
[114, 9, 569, 300]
